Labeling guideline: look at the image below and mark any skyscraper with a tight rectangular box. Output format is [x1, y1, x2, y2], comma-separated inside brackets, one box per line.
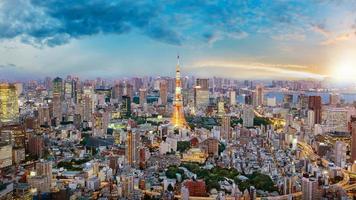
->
[309, 96, 322, 125]
[196, 78, 209, 90]
[126, 126, 139, 167]
[52, 77, 63, 97]
[255, 84, 264, 106]
[121, 95, 131, 118]
[351, 116, 356, 163]
[125, 83, 134, 101]
[0, 83, 19, 123]
[334, 141, 346, 167]
[171, 56, 187, 128]
[194, 78, 209, 108]
[52, 93, 62, 124]
[159, 80, 168, 105]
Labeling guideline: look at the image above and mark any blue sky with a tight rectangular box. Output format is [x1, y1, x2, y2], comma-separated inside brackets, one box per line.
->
[1, 0, 356, 80]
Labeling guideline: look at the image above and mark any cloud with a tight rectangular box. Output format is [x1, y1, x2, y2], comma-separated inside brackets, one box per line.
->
[188, 61, 325, 80]
[0, 0, 333, 47]
[321, 32, 352, 45]
[310, 23, 330, 37]
[271, 33, 306, 41]
[0, 63, 18, 68]
[0, 0, 183, 46]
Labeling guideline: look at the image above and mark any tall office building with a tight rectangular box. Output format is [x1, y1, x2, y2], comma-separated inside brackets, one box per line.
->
[64, 78, 73, 100]
[125, 83, 134, 101]
[171, 56, 187, 128]
[38, 103, 50, 126]
[351, 116, 356, 163]
[52, 93, 62, 124]
[0, 83, 19, 123]
[52, 77, 63, 97]
[159, 80, 168, 105]
[194, 78, 209, 108]
[139, 88, 147, 106]
[255, 84, 264, 106]
[196, 78, 209, 90]
[309, 96, 322, 124]
[121, 95, 131, 118]
[126, 126, 139, 167]
[112, 83, 124, 100]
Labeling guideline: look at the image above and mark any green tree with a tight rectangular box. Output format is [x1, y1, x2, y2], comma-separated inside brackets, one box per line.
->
[177, 141, 191, 153]
[167, 184, 174, 192]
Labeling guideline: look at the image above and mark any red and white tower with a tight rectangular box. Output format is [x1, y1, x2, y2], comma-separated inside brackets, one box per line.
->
[171, 55, 186, 128]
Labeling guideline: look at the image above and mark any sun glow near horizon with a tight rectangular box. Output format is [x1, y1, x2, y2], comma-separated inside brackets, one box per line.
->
[330, 52, 356, 82]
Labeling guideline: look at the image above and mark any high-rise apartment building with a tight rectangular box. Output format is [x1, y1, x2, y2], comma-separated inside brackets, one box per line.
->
[221, 116, 231, 141]
[243, 106, 255, 127]
[302, 177, 320, 200]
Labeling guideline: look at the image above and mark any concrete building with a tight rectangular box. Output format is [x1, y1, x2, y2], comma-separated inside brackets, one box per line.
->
[243, 106, 254, 127]
[334, 141, 346, 168]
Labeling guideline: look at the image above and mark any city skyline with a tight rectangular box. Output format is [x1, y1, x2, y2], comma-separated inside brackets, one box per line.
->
[1, 0, 356, 81]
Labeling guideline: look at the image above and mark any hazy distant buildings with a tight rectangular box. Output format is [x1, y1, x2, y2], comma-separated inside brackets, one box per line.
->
[283, 94, 293, 108]
[266, 97, 277, 107]
[329, 93, 340, 106]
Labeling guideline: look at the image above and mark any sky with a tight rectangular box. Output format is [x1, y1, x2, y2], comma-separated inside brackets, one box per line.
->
[1, 0, 356, 81]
